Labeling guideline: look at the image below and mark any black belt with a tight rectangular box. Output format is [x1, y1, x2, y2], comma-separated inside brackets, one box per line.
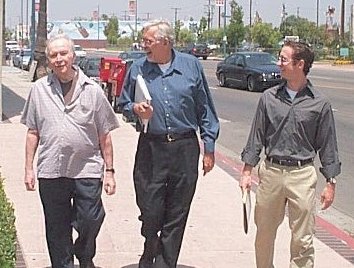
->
[142, 130, 196, 142]
[266, 156, 313, 167]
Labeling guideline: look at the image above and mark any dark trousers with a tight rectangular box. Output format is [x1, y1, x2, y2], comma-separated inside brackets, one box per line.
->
[39, 177, 105, 268]
[133, 134, 200, 268]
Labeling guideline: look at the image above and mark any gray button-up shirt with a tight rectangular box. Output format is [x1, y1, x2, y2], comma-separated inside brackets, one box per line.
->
[241, 81, 341, 179]
[119, 49, 219, 153]
[21, 68, 119, 179]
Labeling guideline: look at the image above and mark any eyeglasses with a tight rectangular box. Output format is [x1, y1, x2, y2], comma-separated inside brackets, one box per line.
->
[140, 38, 157, 46]
[277, 55, 293, 65]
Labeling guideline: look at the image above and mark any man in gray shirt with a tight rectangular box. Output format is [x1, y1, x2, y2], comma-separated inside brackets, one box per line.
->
[21, 34, 119, 268]
[240, 41, 341, 268]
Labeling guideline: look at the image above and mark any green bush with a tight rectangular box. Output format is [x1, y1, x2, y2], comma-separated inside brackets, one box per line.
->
[0, 176, 16, 268]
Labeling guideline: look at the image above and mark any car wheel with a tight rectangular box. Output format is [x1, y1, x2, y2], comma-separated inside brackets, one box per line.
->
[247, 76, 257, 92]
[219, 73, 227, 87]
[203, 56, 207, 60]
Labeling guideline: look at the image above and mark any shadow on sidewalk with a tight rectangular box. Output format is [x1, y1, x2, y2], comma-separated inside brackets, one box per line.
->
[122, 264, 195, 268]
[1, 84, 26, 121]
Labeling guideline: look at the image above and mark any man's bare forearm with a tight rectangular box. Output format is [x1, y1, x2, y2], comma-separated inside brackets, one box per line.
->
[25, 129, 39, 172]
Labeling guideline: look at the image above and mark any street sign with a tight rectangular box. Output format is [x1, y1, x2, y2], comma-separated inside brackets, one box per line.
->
[215, 0, 224, 7]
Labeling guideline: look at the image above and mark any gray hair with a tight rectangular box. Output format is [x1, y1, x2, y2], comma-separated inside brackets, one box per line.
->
[142, 19, 175, 44]
[45, 34, 75, 57]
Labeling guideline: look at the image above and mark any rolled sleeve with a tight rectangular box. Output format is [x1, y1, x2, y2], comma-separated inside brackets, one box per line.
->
[240, 96, 265, 166]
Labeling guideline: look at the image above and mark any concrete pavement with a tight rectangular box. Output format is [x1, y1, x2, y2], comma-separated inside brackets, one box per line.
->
[1, 65, 354, 267]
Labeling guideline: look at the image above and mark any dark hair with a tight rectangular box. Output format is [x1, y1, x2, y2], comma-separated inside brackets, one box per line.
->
[283, 40, 314, 75]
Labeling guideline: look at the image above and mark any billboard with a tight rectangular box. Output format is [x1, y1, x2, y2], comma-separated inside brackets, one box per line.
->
[47, 20, 107, 40]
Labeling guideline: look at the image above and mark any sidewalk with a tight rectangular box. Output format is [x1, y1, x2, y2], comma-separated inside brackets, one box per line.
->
[1, 65, 353, 267]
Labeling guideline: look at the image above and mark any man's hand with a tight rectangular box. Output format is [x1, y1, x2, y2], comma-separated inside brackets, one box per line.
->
[240, 164, 253, 192]
[24, 169, 36, 191]
[133, 102, 153, 120]
[320, 183, 335, 210]
[103, 172, 116, 195]
[203, 152, 215, 176]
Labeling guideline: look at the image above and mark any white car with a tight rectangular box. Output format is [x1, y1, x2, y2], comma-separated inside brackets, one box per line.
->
[6, 40, 21, 53]
[74, 45, 87, 58]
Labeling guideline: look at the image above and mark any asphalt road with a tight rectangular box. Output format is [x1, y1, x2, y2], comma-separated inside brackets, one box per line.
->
[201, 60, 354, 235]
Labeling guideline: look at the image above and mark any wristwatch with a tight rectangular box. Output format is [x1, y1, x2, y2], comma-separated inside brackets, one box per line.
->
[105, 168, 115, 173]
[326, 177, 337, 184]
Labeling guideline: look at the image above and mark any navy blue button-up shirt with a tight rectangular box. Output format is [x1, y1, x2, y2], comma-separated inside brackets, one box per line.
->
[119, 49, 219, 153]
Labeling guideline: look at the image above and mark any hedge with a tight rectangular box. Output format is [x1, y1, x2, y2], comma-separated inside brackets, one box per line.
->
[0, 175, 16, 268]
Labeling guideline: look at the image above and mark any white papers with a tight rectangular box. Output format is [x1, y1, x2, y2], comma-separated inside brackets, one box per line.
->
[134, 74, 152, 133]
[242, 189, 252, 234]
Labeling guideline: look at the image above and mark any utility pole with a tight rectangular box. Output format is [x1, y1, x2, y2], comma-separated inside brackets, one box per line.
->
[21, 0, 24, 47]
[122, 10, 129, 21]
[171, 7, 181, 28]
[142, 12, 152, 21]
[249, 0, 252, 27]
[30, 0, 35, 55]
[297, 7, 300, 18]
[316, 0, 320, 28]
[135, 0, 138, 41]
[223, 0, 227, 57]
[97, 5, 100, 48]
[205, 0, 212, 30]
[340, 0, 345, 39]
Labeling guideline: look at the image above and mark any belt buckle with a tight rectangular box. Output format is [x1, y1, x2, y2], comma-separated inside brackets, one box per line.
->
[166, 133, 175, 142]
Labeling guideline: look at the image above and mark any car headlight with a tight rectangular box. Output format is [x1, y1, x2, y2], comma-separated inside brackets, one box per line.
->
[262, 73, 273, 80]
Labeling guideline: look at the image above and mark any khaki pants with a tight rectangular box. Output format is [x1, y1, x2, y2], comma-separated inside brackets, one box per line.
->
[255, 160, 317, 268]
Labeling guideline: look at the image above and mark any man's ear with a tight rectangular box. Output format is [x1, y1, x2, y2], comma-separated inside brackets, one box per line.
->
[298, 59, 305, 70]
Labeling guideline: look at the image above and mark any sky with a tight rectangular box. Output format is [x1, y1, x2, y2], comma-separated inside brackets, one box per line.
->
[6, 0, 354, 30]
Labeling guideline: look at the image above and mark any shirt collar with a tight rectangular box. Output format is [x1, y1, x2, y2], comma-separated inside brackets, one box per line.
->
[276, 80, 316, 100]
[144, 49, 183, 76]
[47, 66, 94, 87]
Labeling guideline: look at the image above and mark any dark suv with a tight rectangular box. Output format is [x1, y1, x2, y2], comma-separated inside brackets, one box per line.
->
[180, 43, 211, 60]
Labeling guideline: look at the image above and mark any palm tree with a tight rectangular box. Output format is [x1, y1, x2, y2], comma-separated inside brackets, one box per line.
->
[33, 0, 47, 80]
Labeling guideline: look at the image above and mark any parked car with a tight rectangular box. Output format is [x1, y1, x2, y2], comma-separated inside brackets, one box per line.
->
[12, 49, 32, 70]
[180, 43, 211, 60]
[118, 51, 146, 62]
[6, 40, 21, 53]
[74, 44, 87, 58]
[79, 56, 101, 83]
[216, 52, 283, 92]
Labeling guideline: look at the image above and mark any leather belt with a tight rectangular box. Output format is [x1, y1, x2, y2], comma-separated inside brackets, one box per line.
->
[142, 130, 196, 143]
[266, 156, 313, 167]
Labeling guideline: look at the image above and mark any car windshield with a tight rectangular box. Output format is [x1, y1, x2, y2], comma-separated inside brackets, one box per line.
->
[245, 54, 275, 66]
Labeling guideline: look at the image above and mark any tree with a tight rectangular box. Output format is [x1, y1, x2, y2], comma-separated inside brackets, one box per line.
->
[279, 15, 321, 45]
[198, 17, 207, 38]
[104, 16, 119, 45]
[33, 0, 47, 80]
[178, 28, 196, 46]
[227, 0, 245, 50]
[251, 22, 282, 48]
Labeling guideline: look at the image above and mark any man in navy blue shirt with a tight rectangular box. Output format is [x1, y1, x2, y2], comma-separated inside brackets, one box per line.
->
[119, 20, 219, 268]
